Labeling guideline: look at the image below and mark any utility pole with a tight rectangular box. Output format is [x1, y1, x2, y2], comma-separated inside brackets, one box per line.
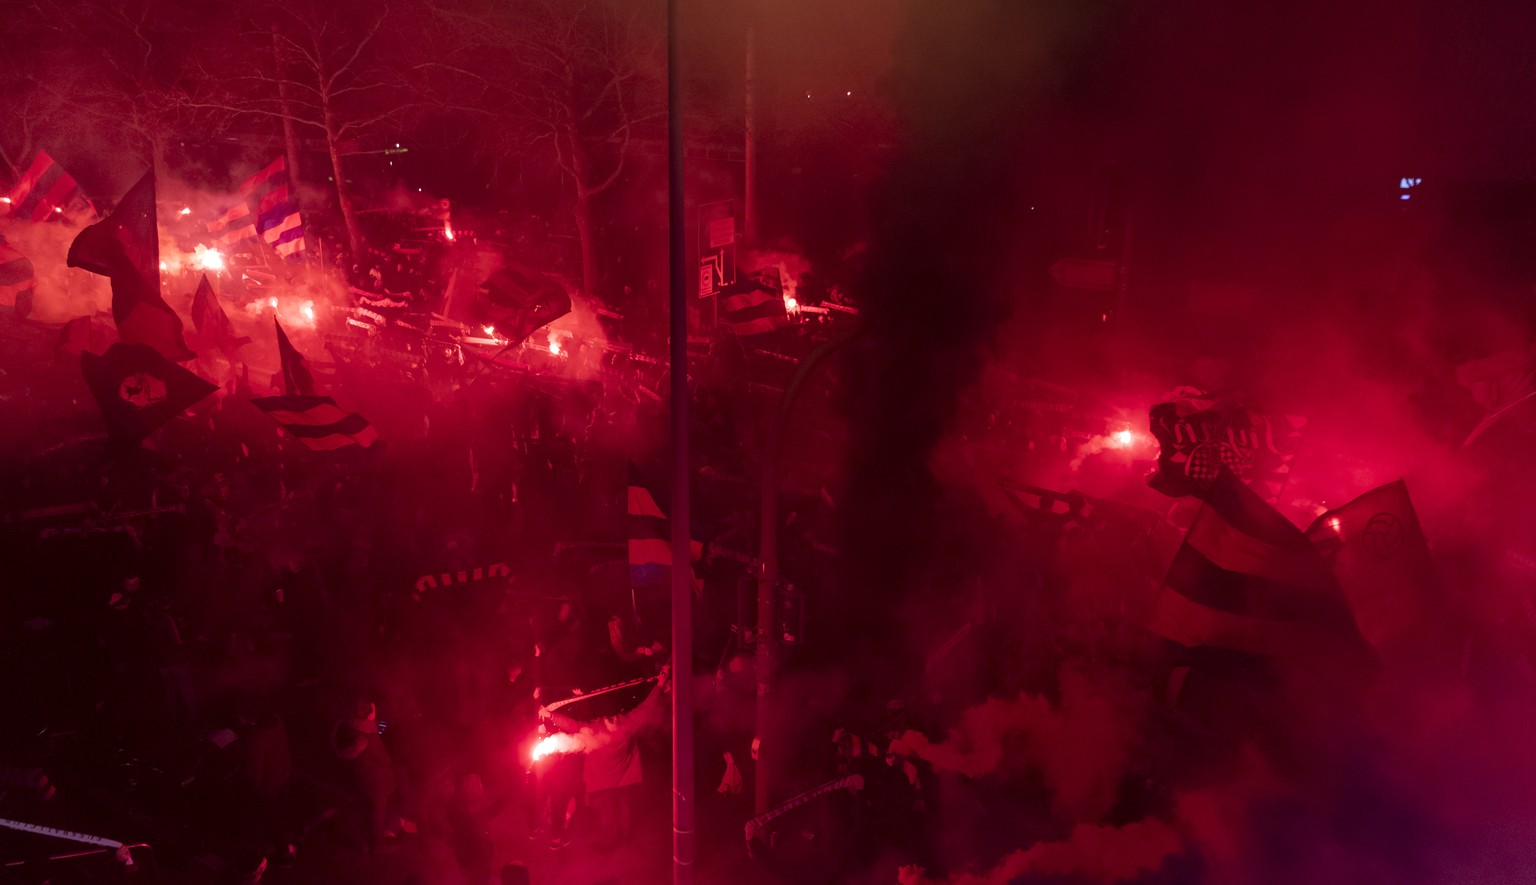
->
[667, 0, 695, 881]
[743, 3, 758, 245]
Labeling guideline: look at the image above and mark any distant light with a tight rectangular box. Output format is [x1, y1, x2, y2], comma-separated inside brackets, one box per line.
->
[845, 91, 852, 96]
[805, 90, 811, 99]
[1400, 194, 1411, 201]
[395, 143, 401, 148]
[54, 206, 62, 213]
[301, 301, 316, 323]
[178, 207, 191, 216]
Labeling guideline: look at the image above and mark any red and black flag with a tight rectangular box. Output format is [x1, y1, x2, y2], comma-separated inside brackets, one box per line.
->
[1306, 480, 1440, 654]
[190, 274, 250, 355]
[4, 151, 93, 222]
[719, 268, 790, 336]
[81, 342, 217, 448]
[274, 319, 315, 396]
[474, 264, 572, 346]
[248, 395, 378, 451]
[250, 320, 374, 450]
[67, 170, 195, 362]
[1149, 469, 1374, 668]
[0, 238, 36, 318]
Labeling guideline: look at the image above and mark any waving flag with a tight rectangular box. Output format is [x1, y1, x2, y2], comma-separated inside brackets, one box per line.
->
[190, 275, 250, 355]
[249, 395, 378, 451]
[628, 463, 703, 589]
[249, 320, 374, 450]
[719, 268, 789, 336]
[209, 157, 305, 258]
[0, 239, 36, 317]
[67, 170, 195, 362]
[5, 151, 92, 222]
[1306, 480, 1439, 652]
[1149, 469, 1373, 669]
[82, 343, 217, 448]
[274, 319, 315, 396]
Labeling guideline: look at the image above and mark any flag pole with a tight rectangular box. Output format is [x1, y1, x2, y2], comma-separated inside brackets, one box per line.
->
[667, 0, 695, 881]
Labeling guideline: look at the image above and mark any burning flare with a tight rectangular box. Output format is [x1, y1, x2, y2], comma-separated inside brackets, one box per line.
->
[531, 733, 582, 761]
[193, 244, 224, 273]
[444, 222, 455, 242]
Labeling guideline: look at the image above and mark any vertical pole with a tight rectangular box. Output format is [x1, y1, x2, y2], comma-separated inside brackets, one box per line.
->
[754, 435, 778, 816]
[667, 1, 695, 882]
[743, 4, 757, 245]
[756, 327, 867, 816]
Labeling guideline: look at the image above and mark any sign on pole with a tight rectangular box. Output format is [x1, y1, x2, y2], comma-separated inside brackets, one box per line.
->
[697, 200, 737, 299]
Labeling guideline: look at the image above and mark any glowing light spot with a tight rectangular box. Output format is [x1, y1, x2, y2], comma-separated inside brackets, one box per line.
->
[548, 335, 562, 356]
[531, 734, 579, 761]
[444, 223, 455, 242]
[159, 261, 168, 271]
[301, 300, 316, 323]
[784, 296, 798, 312]
[0, 197, 11, 204]
[482, 325, 496, 336]
[1114, 429, 1135, 448]
[845, 90, 852, 96]
[178, 207, 192, 216]
[1329, 517, 1343, 533]
[53, 206, 62, 213]
[193, 244, 224, 272]
[268, 297, 278, 309]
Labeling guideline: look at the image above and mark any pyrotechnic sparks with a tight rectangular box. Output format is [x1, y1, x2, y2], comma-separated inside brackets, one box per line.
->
[482, 325, 495, 337]
[192, 244, 224, 273]
[547, 329, 564, 356]
[443, 222, 455, 242]
[301, 301, 316, 324]
[530, 733, 581, 761]
[268, 297, 278, 309]
[178, 207, 191, 216]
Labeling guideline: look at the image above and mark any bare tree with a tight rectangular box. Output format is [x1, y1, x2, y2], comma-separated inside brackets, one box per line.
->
[0, 0, 236, 180]
[189, 1, 427, 256]
[425, 0, 664, 299]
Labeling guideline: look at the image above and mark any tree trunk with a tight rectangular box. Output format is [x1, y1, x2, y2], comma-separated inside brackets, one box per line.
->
[565, 119, 600, 299]
[273, 28, 306, 246]
[574, 190, 598, 301]
[322, 104, 363, 258]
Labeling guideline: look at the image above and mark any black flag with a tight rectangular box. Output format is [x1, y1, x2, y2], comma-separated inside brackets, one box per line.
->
[191, 274, 249, 354]
[67, 170, 195, 362]
[81, 342, 217, 448]
[274, 319, 315, 396]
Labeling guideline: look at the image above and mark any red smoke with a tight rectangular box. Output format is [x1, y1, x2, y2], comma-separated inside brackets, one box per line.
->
[898, 818, 1183, 885]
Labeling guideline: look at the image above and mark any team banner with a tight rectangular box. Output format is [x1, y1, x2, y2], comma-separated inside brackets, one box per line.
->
[1148, 394, 1305, 503]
